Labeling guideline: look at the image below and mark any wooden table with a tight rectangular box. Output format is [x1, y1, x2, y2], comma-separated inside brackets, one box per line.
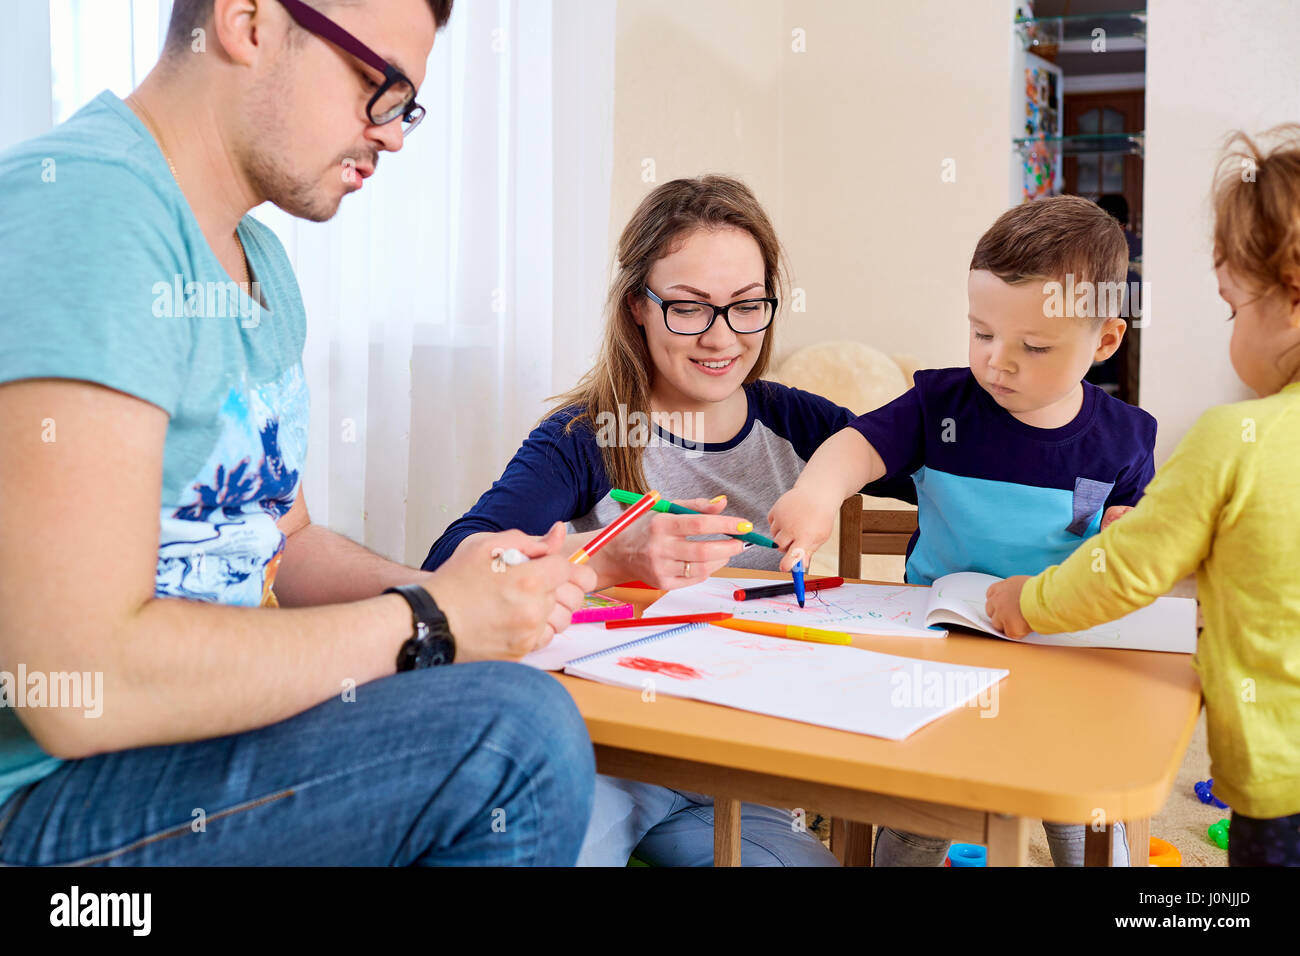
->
[551, 569, 1202, 866]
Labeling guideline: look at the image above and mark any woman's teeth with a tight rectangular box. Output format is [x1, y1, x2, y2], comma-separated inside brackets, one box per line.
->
[693, 358, 735, 370]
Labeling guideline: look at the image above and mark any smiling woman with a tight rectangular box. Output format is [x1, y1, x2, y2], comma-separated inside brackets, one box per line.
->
[422, 175, 900, 595]
[418, 179, 860, 867]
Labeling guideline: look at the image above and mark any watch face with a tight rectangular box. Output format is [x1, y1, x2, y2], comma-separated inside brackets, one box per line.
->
[410, 621, 454, 668]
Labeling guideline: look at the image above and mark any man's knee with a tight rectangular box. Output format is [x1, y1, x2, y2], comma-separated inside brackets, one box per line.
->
[460, 662, 595, 796]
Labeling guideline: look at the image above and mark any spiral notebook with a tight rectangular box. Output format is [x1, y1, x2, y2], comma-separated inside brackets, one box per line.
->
[561, 622, 1009, 740]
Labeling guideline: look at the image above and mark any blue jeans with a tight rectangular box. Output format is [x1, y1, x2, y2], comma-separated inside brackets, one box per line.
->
[577, 775, 839, 866]
[875, 820, 1130, 866]
[0, 663, 594, 866]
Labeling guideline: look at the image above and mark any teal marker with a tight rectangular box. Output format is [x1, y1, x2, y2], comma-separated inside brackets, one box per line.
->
[607, 488, 778, 548]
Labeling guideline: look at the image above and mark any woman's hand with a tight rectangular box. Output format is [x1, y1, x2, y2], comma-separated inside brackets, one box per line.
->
[985, 575, 1032, 639]
[591, 495, 749, 590]
[768, 485, 837, 573]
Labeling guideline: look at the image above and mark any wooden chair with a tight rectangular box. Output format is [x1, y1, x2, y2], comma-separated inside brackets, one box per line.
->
[836, 494, 918, 579]
[829, 495, 917, 866]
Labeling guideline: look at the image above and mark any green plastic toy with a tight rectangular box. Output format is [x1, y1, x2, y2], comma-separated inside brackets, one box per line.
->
[1207, 818, 1230, 850]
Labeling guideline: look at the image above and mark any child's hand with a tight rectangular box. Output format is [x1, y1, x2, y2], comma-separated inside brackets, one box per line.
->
[768, 486, 836, 573]
[985, 575, 1032, 639]
[1100, 505, 1132, 530]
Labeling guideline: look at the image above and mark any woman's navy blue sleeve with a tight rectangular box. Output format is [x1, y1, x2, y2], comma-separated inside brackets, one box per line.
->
[420, 411, 605, 570]
[757, 380, 916, 502]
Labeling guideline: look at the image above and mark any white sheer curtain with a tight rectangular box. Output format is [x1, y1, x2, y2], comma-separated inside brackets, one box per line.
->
[10, 0, 616, 569]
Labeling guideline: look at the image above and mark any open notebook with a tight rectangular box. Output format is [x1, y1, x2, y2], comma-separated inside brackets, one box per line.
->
[643, 573, 1197, 653]
[920, 571, 1197, 653]
[559, 621, 1009, 740]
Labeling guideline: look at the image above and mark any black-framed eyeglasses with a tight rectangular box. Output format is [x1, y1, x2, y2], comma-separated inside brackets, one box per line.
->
[277, 0, 426, 135]
[644, 287, 778, 336]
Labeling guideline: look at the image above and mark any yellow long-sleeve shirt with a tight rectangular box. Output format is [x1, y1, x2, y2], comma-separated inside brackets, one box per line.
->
[1021, 382, 1300, 819]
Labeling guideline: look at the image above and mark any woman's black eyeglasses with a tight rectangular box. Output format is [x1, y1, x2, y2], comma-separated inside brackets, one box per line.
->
[644, 287, 778, 336]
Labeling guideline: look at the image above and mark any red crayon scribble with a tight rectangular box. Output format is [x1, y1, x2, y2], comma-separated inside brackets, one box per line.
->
[616, 657, 704, 680]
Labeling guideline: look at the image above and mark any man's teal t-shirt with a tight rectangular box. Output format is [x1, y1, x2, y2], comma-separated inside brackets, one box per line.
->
[0, 92, 310, 807]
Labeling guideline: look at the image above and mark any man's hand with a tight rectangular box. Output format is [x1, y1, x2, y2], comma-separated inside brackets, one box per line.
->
[768, 485, 837, 573]
[1100, 505, 1132, 530]
[985, 575, 1033, 639]
[425, 522, 596, 662]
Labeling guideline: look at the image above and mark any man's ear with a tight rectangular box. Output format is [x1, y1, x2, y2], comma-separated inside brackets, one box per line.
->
[1094, 316, 1127, 362]
[211, 0, 274, 67]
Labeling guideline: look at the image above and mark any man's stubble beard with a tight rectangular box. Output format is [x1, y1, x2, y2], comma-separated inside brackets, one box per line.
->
[239, 67, 343, 223]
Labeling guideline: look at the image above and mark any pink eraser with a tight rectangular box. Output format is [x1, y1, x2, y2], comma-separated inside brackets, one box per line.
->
[570, 594, 635, 624]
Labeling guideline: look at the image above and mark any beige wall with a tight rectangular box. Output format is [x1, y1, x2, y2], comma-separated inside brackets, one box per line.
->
[612, 0, 1300, 465]
[610, 0, 1015, 373]
[1143, 0, 1300, 462]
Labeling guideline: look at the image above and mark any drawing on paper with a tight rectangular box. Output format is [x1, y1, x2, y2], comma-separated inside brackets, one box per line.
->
[616, 657, 705, 680]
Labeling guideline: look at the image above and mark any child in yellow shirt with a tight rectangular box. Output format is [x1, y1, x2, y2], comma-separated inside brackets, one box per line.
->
[987, 126, 1300, 866]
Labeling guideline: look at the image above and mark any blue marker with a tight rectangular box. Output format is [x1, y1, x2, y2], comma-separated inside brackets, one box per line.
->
[793, 558, 806, 608]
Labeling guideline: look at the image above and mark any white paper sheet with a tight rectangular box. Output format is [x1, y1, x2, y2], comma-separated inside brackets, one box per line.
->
[521, 623, 671, 671]
[563, 625, 1008, 740]
[643, 577, 945, 638]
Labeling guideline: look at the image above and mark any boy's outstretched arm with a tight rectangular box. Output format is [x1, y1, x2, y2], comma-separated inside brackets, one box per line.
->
[769, 428, 888, 573]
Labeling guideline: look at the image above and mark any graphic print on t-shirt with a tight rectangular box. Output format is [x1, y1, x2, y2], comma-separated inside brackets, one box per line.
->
[156, 363, 308, 607]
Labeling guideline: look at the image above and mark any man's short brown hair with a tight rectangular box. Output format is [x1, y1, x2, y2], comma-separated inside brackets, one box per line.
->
[164, 0, 454, 55]
[970, 195, 1129, 306]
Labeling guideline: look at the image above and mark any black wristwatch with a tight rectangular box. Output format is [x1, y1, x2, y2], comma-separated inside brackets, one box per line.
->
[385, 584, 456, 671]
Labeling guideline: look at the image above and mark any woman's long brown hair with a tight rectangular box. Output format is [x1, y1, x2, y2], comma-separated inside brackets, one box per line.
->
[545, 175, 789, 492]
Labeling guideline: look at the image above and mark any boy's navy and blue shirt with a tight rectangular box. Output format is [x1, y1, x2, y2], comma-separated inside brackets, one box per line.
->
[422, 380, 908, 572]
[849, 366, 1157, 585]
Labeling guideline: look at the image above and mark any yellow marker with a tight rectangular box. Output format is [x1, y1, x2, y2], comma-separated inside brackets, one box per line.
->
[713, 618, 852, 646]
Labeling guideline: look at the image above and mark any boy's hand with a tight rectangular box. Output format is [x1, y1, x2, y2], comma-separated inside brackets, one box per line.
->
[1100, 505, 1132, 530]
[985, 575, 1033, 639]
[768, 486, 837, 573]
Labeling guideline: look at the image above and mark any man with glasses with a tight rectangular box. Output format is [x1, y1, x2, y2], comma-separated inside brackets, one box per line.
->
[0, 0, 596, 866]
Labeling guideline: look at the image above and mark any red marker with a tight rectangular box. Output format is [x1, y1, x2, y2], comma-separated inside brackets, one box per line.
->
[605, 612, 732, 629]
[733, 577, 845, 601]
[569, 490, 661, 565]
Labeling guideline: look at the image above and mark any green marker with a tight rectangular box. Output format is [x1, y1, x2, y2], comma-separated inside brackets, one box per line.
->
[608, 488, 778, 548]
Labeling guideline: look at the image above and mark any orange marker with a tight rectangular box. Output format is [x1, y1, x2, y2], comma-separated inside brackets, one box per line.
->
[713, 618, 852, 646]
[569, 490, 661, 565]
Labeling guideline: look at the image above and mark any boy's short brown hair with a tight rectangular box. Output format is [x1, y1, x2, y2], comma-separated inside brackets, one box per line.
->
[970, 195, 1129, 318]
[1213, 124, 1300, 297]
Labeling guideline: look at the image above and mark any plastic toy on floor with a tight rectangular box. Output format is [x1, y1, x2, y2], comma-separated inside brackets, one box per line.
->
[944, 843, 987, 867]
[1148, 837, 1182, 867]
[1207, 818, 1230, 850]
[1193, 778, 1229, 809]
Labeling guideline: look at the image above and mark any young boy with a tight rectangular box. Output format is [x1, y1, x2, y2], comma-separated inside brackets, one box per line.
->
[768, 195, 1155, 866]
